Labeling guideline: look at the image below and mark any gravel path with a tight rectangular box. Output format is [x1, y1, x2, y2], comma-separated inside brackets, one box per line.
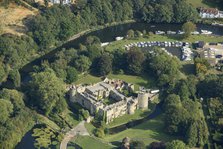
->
[60, 121, 89, 149]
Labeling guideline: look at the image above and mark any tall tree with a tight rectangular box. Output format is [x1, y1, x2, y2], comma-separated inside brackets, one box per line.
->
[166, 140, 188, 149]
[74, 55, 92, 72]
[126, 47, 145, 75]
[97, 54, 112, 76]
[66, 66, 78, 84]
[29, 69, 66, 115]
[0, 99, 13, 124]
[182, 22, 196, 38]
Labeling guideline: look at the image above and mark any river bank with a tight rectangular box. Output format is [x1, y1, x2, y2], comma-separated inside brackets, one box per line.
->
[7, 21, 223, 149]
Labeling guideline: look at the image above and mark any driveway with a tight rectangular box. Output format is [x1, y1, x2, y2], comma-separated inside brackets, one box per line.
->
[60, 121, 89, 149]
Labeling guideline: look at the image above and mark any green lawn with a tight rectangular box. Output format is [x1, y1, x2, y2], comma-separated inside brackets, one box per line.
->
[108, 109, 151, 128]
[75, 74, 156, 91]
[107, 74, 156, 91]
[75, 74, 102, 85]
[108, 99, 159, 128]
[104, 115, 177, 146]
[70, 136, 114, 149]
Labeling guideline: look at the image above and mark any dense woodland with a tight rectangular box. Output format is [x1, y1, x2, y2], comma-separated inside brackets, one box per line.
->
[0, 0, 223, 148]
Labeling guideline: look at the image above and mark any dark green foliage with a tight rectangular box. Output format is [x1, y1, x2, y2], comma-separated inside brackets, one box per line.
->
[163, 94, 181, 110]
[154, 4, 173, 23]
[194, 58, 210, 75]
[147, 48, 181, 88]
[94, 127, 105, 138]
[96, 53, 112, 76]
[182, 22, 196, 38]
[186, 120, 209, 147]
[87, 44, 102, 61]
[126, 29, 135, 39]
[126, 47, 145, 75]
[0, 99, 13, 124]
[85, 36, 101, 46]
[27, 0, 198, 50]
[78, 109, 89, 121]
[28, 5, 79, 49]
[208, 98, 223, 147]
[66, 66, 78, 84]
[198, 75, 223, 99]
[173, 1, 198, 23]
[0, 89, 35, 149]
[0, 34, 38, 82]
[0, 34, 38, 68]
[130, 140, 146, 149]
[166, 140, 188, 149]
[8, 69, 21, 88]
[164, 92, 209, 147]
[177, 81, 190, 100]
[148, 141, 166, 149]
[112, 49, 127, 73]
[32, 124, 62, 149]
[29, 69, 66, 115]
[74, 55, 92, 73]
[0, 63, 7, 83]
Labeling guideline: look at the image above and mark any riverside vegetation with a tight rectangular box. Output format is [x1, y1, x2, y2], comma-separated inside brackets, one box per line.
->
[0, 0, 223, 148]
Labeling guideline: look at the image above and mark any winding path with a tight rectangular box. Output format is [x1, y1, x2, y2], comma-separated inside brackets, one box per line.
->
[60, 121, 89, 149]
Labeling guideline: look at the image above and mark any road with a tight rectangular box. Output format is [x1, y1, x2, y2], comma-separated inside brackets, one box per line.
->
[60, 121, 89, 149]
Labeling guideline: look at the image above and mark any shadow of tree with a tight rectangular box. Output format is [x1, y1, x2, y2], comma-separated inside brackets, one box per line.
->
[202, 0, 222, 9]
[181, 64, 196, 75]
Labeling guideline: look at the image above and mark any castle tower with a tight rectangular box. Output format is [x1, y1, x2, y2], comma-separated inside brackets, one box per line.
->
[128, 103, 135, 115]
[70, 88, 76, 102]
[138, 93, 148, 110]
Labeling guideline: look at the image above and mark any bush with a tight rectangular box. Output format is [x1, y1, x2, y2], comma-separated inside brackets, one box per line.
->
[94, 127, 105, 138]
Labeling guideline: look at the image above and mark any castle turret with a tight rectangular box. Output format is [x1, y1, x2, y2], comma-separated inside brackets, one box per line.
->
[128, 103, 135, 115]
[70, 87, 76, 102]
[138, 93, 148, 110]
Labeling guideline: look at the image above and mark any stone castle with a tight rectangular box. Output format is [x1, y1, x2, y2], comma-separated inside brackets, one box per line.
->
[69, 78, 159, 124]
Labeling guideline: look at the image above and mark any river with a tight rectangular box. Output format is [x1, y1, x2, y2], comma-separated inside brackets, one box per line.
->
[9, 22, 223, 148]
[16, 22, 223, 84]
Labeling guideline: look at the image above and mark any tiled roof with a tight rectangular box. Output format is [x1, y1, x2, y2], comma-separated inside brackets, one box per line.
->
[200, 8, 219, 15]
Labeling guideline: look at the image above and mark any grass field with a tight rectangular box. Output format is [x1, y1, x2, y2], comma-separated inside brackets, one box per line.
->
[108, 99, 159, 128]
[75, 73, 156, 91]
[75, 74, 102, 85]
[107, 74, 156, 91]
[104, 115, 177, 146]
[69, 136, 114, 149]
[0, 3, 37, 35]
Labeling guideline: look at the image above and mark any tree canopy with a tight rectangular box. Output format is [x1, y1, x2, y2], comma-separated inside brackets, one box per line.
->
[29, 69, 66, 115]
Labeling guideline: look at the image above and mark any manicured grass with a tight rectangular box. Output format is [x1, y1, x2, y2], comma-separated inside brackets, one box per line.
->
[85, 122, 96, 135]
[75, 74, 102, 85]
[72, 136, 114, 149]
[104, 115, 177, 146]
[108, 99, 159, 128]
[107, 74, 156, 91]
[108, 109, 151, 128]
[75, 73, 156, 91]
